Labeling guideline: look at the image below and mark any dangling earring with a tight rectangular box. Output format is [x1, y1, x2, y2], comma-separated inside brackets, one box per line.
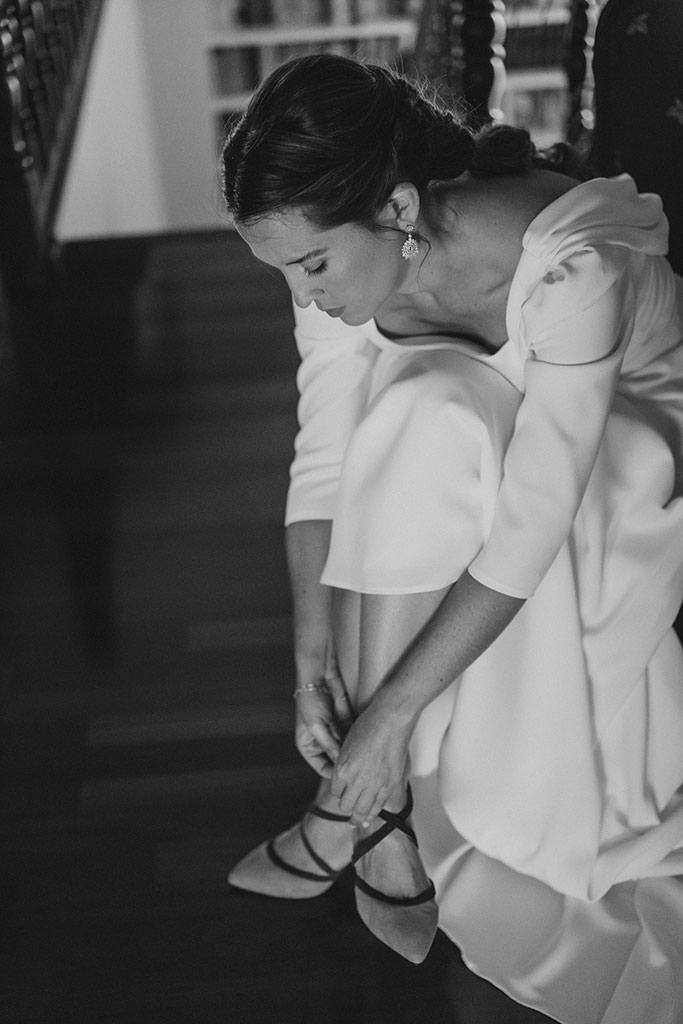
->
[401, 224, 419, 260]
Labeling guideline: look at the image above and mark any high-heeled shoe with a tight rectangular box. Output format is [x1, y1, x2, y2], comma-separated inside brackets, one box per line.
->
[228, 802, 353, 899]
[352, 785, 438, 964]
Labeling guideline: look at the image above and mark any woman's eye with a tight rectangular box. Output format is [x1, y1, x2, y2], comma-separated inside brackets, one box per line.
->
[303, 261, 327, 278]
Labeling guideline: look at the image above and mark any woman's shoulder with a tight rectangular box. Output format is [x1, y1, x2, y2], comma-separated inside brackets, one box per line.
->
[520, 173, 669, 263]
[435, 170, 577, 238]
[432, 170, 578, 277]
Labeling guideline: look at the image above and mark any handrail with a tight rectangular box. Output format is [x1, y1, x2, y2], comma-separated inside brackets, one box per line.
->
[1, 0, 105, 253]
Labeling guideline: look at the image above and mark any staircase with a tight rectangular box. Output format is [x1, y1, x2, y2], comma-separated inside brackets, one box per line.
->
[2, 228, 311, 839]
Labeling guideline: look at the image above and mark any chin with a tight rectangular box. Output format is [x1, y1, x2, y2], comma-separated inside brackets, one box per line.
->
[340, 310, 371, 326]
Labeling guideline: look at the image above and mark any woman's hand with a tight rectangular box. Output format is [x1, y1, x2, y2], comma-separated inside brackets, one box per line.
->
[330, 699, 412, 825]
[295, 660, 354, 777]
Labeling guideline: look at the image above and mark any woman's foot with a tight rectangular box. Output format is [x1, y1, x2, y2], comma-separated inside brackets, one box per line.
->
[352, 787, 438, 963]
[228, 793, 354, 899]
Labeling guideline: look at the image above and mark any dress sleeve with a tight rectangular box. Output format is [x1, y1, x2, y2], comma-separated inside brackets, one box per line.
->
[285, 301, 379, 525]
[468, 248, 635, 598]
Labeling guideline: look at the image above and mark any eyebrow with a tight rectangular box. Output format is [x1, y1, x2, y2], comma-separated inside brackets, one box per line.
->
[285, 248, 327, 266]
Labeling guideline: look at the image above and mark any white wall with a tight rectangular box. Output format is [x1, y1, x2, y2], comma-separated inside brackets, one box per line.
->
[55, 0, 225, 240]
[137, 0, 227, 231]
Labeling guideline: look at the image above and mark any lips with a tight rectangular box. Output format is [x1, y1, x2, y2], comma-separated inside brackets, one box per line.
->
[322, 306, 345, 317]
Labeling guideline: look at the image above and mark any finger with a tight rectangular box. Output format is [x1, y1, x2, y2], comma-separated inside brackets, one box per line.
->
[349, 787, 384, 827]
[324, 657, 356, 722]
[307, 758, 334, 779]
[365, 788, 390, 824]
[330, 755, 353, 808]
[309, 722, 340, 763]
[295, 725, 334, 772]
[325, 670, 353, 710]
[329, 769, 345, 800]
[324, 719, 344, 746]
[336, 778, 363, 817]
[297, 744, 334, 778]
[333, 698, 354, 734]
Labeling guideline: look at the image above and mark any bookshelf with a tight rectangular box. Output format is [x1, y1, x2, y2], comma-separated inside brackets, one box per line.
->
[204, 1, 581, 163]
[204, 1, 420, 135]
[498, 1, 572, 148]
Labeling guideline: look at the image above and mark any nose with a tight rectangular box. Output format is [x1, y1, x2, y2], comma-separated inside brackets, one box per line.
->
[290, 278, 323, 309]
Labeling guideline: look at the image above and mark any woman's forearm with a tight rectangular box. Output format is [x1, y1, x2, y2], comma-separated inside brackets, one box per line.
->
[374, 570, 524, 725]
[286, 519, 333, 681]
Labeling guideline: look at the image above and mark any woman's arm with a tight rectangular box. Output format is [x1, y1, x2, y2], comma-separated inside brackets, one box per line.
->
[285, 301, 378, 525]
[287, 519, 352, 776]
[331, 571, 523, 822]
[284, 303, 378, 774]
[471, 256, 632, 598]
[287, 519, 332, 687]
[378, 570, 523, 724]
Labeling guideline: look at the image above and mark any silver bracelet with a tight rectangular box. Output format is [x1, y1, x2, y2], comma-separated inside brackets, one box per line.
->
[293, 681, 327, 699]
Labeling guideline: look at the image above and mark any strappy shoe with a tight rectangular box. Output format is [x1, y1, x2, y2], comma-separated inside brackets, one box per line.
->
[352, 786, 438, 963]
[228, 803, 352, 899]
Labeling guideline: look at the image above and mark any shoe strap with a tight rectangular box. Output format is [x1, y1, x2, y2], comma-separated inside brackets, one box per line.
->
[299, 821, 345, 880]
[307, 803, 351, 823]
[353, 871, 436, 907]
[352, 785, 418, 865]
[265, 837, 334, 882]
[265, 806, 349, 883]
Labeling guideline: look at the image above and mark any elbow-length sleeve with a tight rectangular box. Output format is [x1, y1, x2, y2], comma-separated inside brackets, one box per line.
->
[285, 301, 379, 525]
[469, 246, 636, 598]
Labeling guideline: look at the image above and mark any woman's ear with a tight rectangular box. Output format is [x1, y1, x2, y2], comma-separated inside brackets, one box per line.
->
[377, 183, 421, 231]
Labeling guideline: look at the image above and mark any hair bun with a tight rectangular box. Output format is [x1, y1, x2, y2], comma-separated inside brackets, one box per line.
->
[471, 123, 536, 176]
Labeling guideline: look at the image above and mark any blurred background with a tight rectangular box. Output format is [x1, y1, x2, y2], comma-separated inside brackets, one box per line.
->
[1, 2, 681, 1021]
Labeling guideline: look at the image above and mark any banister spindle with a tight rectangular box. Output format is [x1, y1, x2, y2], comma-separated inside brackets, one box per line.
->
[461, 0, 507, 127]
[2, 12, 45, 178]
[15, 0, 51, 168]
[30, 0, 59, 132]
[565, 0, 600, 149]
[415, 0, 506, 128]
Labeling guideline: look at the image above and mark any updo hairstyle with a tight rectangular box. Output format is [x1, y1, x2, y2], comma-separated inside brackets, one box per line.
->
[221, 53, 577, 229]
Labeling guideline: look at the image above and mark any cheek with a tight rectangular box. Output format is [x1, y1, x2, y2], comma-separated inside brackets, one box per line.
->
[354, 247, 390, 290]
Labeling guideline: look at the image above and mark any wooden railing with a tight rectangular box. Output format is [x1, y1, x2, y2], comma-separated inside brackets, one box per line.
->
[1, 0, 105, 251]
[415, 0, 600, 142]
[1, 0, 104, 432]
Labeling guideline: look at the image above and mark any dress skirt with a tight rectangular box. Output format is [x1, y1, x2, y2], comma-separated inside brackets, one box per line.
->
[321, 340, 683, 1024]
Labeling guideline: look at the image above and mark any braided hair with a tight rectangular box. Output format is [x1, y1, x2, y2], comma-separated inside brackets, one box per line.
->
[221, 53, 582, 228]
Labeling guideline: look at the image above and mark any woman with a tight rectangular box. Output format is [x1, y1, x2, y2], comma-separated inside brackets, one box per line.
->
[222, 54, 683, 1022]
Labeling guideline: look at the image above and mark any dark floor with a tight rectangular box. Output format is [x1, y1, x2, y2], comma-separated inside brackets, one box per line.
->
[0, 232, 555, 1023]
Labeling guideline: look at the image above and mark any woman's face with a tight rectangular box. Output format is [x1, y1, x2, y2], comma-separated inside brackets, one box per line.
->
[236, 209, 410, 326]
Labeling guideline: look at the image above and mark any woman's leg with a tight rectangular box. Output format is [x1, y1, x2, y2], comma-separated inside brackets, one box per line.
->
[228, 591, 360, 897]
[333, 586, 451, 962]
[337, 589, 450, 891]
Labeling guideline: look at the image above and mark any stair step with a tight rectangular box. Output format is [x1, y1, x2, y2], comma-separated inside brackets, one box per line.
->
[129, 375, 297, 423]
[80, 763, 310, 810]
[135, 319, 299, 382]
[5, 644, 296, 719]
[87, 697, 294, 747]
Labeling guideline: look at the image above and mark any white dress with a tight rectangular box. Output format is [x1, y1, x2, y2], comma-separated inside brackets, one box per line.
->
[284, 176, 683, 1024]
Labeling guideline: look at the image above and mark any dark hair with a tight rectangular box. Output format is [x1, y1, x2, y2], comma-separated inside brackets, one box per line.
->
[221, 53, 585, 228]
